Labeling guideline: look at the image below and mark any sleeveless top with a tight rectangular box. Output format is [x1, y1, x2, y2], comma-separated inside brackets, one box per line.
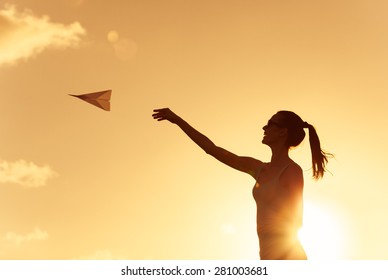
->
[252, 162, 298, 237]
[252, 162, 307, 259]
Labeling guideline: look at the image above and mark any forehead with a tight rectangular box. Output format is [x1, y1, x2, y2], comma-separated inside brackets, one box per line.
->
[269, 113, 283, 122]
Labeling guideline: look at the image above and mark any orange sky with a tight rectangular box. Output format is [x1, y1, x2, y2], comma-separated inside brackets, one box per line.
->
[0, 0, 387, 259]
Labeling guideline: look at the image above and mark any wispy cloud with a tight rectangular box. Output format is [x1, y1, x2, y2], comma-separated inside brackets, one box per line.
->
[4, 227, 49, 246]
[0, 4, 86, 66]
[0, 159, 57, 188]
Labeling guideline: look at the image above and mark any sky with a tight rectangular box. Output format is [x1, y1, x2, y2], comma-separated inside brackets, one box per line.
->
[0, 0, 387, 260]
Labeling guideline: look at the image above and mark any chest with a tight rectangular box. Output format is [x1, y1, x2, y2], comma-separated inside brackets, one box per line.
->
[252, 166, 289, 202]
[253, 179, 279, 202]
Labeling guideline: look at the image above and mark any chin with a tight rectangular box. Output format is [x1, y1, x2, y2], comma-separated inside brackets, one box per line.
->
[262, 136, 274, 147]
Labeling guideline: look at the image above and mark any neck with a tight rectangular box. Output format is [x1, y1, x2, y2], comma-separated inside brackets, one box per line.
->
[270, 144, 290, 166]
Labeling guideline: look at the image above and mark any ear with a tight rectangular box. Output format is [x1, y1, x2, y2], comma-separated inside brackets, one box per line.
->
[280, 127, 288, 137]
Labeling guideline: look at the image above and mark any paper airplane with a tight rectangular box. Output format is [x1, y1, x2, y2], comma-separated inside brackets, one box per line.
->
[69, 90, 111, 111]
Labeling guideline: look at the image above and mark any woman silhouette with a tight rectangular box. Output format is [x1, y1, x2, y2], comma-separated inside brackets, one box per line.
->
[152, 108, 331, 260]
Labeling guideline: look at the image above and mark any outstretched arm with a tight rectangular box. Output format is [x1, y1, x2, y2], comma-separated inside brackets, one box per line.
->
[152, 108, 262, 178]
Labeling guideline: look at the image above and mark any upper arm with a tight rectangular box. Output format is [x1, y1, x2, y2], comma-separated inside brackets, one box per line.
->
[208, 146, 263, 178]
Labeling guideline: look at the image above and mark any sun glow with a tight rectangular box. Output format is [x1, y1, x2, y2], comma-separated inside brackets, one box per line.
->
[298, 202, 347, 259]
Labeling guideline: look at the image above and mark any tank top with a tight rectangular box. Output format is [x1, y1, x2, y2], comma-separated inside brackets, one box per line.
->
[252, 162, 294, 235]
[252, 162, 307, 259]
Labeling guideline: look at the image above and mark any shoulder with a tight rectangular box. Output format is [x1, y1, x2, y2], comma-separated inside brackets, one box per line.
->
[285, 162, 303, 176]
[280, 161, 304, 189]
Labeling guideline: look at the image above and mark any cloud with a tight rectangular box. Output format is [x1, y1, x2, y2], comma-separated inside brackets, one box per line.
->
[0, 159, 57, 188]
[0, 4, 86, 66]
[4, 227, 49, 246]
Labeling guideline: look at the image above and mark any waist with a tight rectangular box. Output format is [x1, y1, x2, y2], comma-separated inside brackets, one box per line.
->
[257, 224, 299, 240]
[258, 230, 298, 240]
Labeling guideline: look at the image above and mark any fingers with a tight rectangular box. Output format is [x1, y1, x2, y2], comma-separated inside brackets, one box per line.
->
[153, 115, 166, 121]
[152, 108, 169, 121]
[152, 108, 179, 124]
[152, 114, 165, 121]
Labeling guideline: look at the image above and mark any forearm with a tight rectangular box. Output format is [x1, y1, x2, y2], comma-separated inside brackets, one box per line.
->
[153, 108, 261, 177]
[175, 117, 216, 154]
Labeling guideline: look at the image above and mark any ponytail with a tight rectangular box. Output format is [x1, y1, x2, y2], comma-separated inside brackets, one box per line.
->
[276, 111, 332, 180]
[304, 122, 332, 180]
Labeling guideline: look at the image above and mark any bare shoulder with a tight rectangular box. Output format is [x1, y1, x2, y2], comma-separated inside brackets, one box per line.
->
[286, 162, 303, 175]
[281, 161, 304, 189]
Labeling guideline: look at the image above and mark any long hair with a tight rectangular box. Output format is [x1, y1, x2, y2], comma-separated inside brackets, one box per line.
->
[277, 111, 332, 180]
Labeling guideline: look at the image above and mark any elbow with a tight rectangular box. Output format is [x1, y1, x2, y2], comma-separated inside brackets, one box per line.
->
[205, 144, 220, 157]
[202, 142, 216, 155]
[204, 146, 214, 155]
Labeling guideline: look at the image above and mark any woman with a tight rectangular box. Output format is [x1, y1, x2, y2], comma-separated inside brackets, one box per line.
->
[152, 108, 331, 260]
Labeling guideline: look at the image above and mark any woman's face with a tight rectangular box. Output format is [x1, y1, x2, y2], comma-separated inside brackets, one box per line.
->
[262, 114, 287, 145]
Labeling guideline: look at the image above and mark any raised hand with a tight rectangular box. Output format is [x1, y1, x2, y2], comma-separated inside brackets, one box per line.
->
[152, 108, 180, 123]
